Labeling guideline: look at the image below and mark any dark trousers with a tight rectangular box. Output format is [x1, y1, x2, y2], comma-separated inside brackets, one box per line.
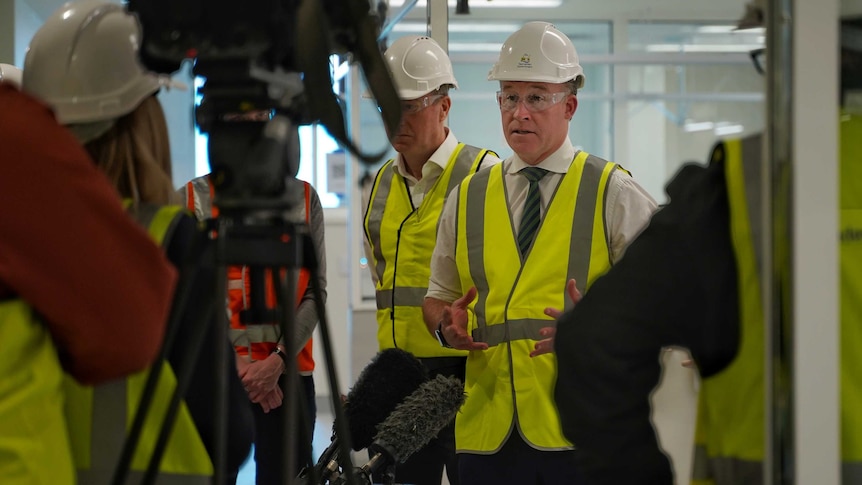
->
[459, 433, 590, 485]
[385, 356, 465, 485]
[252, 374, 316, 485]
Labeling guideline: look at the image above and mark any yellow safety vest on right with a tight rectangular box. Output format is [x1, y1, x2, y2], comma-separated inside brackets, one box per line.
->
[364, 143, 495, 357]
[64, 202, 213, 484]
[693, 115, 862, 484]
[691, 135, 765, 485]
[453, 151, 620, 453]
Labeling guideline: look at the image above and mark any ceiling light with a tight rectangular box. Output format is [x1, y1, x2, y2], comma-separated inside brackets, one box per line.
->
[646, 43, 765, 53]
[714, 123, 745, 136]
[388, 0, 562, 7]
[696, 25, 737, 34]
[392, 22, 521, 32]
[683, 121, 715, 132]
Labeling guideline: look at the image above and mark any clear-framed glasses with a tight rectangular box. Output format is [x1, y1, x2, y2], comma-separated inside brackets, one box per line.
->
[377, 94, 444, 114]
[496, 90, 571, 113]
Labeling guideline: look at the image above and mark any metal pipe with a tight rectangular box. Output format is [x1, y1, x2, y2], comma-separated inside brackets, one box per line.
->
[765, 0, 794, 482]
[378, 0, 420, 42]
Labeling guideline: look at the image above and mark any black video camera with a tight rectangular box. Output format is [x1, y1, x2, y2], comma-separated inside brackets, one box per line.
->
[127, 0, 400, 202]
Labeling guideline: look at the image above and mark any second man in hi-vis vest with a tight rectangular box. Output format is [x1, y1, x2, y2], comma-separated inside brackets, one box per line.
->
[362, 35, 501, 485]
[423, 22, 657, 484]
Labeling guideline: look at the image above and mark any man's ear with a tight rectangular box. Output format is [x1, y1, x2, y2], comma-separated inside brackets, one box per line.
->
[439, 96, 452, 121]
[565, 95, 578, 120]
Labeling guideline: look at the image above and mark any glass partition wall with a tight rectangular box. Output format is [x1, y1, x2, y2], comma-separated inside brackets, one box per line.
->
[192, 19, 765, 205]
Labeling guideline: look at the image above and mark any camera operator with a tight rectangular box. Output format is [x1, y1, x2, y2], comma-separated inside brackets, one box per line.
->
[22, 1, 254, 482]
[0, 64, 179, 482]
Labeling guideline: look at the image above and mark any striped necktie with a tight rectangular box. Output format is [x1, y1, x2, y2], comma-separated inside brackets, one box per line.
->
[517, 167, 549, 255]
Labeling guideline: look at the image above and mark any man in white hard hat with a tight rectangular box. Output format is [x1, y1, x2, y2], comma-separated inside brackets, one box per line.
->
[362, 34, 500, 485]
[422, 21, 657, 483]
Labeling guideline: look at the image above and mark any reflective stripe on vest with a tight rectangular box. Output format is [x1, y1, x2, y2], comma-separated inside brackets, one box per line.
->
[65, 202, 213, 481]
[0, 299, 75, 483]
[185, 177, 315, 369]
[691, 135, 765, 485]
[123, 200, 183, 247]
[363, 143, 495, 357]
[453, 151, 616, 453]
[690, 443, 761, 485]
[68, 367, 212, 483]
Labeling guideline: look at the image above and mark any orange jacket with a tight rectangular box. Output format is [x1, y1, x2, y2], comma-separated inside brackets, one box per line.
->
[185, 178, 315, 372]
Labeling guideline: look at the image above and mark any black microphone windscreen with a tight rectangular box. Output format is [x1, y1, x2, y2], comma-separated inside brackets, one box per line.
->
[370, 375, 466, 464]
[341, 348, 428, 450]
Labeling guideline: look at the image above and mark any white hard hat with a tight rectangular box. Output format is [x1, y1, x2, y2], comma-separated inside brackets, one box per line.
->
[488, 21, 584, 89]
[23, 1, 174, 128]
[383, 35, 458, 100]
[0, 64, 22, 88]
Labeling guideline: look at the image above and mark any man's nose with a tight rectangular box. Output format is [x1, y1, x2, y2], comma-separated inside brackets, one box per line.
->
[512, 98, 532, 118]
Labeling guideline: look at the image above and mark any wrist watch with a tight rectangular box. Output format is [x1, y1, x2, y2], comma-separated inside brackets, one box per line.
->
[435, 321, 453, 348]
[273, 346, 289, 374]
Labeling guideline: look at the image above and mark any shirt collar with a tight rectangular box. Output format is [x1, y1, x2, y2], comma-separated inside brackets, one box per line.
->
[392, 129, 459, 180]
[506, 137, 576, 175]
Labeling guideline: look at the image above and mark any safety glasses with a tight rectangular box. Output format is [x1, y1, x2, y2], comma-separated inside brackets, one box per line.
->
[496, 90, 571, 113]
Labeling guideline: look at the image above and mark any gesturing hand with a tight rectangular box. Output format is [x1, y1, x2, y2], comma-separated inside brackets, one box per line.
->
[531, 279, 582, 357]
[440, 287, 488, 351]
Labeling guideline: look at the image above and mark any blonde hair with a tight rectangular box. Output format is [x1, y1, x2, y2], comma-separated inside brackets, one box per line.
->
[84, 96, 178, 205]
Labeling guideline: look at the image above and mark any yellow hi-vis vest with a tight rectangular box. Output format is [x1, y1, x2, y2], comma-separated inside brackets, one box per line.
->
[64, 202, 213, 484]
[691, 135, 766, 485]
[0, 299, 75, 484]
[840, 111, 862, 482]
[364, 143, 495, 357]
[454, 151, 619, 453]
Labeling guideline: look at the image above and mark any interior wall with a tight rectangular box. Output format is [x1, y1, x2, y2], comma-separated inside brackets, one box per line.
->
[311, 209, 355, 402]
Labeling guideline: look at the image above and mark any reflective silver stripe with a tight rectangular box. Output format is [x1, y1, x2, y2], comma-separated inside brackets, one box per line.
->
[689, 449, 763, 485]
[85, 374, 209, 483]
[227, 279, 244, 291]
[446, 145, 485, 194]
[463, 167, 492, 330]
[565, 153, 608, 308]
[187, 176, 212, 221]
[366, 160, 396, 284]
[472, 318, 548, 346]
[125, 202, 183, 249]
[88, 379, 128, 477]
[127, 203, 160, 229]
[230, 324, 281, 346]
[843, 462, 862, 484]
[375, 286, 428, 309]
